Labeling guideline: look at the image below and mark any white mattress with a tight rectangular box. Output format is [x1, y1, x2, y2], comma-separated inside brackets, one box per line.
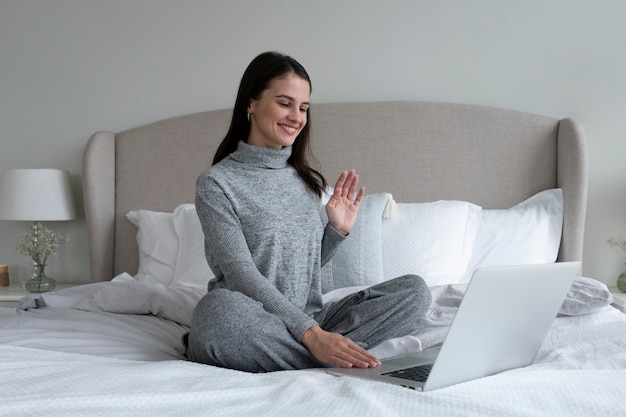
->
[1, 278, 625, 416]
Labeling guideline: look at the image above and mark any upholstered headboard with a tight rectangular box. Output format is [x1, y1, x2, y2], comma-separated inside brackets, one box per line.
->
[83, 101, 587, 282]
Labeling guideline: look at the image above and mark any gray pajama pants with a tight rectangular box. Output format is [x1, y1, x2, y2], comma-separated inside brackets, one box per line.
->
[186, 274, 431, 372]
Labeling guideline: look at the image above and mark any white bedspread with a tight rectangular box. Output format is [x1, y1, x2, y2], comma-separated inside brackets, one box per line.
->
[1, 323, 625, 417]
[1, 277, 625, 416]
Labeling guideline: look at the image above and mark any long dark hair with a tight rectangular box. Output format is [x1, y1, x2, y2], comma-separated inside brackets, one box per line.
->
[213, 51, 327, 197]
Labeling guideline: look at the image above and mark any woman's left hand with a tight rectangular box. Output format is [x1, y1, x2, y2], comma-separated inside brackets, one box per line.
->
[325, 169, 365, 236]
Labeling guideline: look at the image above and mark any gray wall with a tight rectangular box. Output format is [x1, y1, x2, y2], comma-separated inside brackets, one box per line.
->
[1, 0, 625, 286]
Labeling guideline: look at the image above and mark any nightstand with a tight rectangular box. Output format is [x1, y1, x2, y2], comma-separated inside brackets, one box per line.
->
[610, 288, 626, 313]
[0, 283, 76, 308]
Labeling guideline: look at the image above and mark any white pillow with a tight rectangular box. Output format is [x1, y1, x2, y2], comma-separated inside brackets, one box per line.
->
[559, 276, 614, 316]
[172, 204, 215, 288]
[126, 204, 215, 288]
[461, 189, 563, 282]
[126, 209, 178, 285]
[381, 200, 482, 287]
[320, 193, 391, 293]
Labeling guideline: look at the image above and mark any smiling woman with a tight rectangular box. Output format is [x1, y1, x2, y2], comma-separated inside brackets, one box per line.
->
[186, 51, 432, 373]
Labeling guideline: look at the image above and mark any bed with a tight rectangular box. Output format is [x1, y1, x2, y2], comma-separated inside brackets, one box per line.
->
[2, 101, 625, 416]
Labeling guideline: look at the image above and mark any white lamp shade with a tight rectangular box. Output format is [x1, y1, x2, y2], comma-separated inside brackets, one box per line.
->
[0, 169, 76, 221]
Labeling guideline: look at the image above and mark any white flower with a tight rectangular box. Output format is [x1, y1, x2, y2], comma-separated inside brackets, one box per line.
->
[15, 223, 68, 267]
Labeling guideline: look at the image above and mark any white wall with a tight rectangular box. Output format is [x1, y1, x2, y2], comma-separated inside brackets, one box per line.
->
[1, 0, 625, 286]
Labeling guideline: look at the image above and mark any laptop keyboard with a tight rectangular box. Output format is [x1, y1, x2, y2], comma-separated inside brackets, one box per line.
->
[382, 363, 433, 382]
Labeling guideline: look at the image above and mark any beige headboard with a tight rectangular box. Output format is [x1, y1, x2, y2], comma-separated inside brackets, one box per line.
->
[82, 101, 588, 282]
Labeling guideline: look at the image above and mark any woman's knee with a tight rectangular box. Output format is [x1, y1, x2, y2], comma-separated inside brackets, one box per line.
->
[389, 273, 430, 294]
[188, 289, 308, 372]
[191, 289, 234, 331]
[366, 274, 432, 312]
[398, 274, 432, 317]
[187, 289, 259, 364]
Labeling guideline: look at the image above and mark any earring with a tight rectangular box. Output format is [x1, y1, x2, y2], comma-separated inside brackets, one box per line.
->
[247, 112, 250, 122]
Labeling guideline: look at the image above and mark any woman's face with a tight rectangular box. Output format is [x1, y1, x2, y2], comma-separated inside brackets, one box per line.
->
[247, 72, 310, 149]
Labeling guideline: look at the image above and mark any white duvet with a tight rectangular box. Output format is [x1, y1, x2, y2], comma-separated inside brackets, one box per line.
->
[1, 276, 625, 417]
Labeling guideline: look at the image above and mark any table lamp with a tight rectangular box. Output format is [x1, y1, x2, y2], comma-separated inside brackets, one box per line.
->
[0, 169, 76, 292]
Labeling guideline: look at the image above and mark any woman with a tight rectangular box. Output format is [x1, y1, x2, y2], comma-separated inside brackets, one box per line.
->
[186, 51, 431, 372]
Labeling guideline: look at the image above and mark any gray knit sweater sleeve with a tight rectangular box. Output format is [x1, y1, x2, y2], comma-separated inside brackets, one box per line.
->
[195, 142, 345, 341]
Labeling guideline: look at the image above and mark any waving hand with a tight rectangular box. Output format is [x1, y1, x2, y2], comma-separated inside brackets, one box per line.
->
[325, 169, 365, 236]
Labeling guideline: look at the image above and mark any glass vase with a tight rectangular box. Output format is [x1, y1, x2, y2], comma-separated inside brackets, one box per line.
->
[617, 270, 626, 293]
[24, 264, 56, 293]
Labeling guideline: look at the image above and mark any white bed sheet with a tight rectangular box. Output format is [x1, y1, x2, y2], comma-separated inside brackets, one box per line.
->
[0, 274, 197, 361]
[0, 307, 187, 361]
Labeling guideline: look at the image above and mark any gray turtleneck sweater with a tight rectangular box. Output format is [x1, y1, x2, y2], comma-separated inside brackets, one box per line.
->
[195, 141, 345, 341]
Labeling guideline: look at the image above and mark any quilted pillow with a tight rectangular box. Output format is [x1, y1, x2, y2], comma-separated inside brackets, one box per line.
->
[381, 200, 482, 287]
[320, 193, 391, 293]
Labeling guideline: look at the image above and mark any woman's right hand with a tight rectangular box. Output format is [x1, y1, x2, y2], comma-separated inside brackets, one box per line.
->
[301, 325, 380, 368]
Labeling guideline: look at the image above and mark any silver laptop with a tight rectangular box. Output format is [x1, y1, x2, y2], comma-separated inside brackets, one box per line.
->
[328, 262, 579, 391]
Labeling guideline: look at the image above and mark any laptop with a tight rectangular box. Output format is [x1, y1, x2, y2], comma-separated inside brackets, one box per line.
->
[327, 262, 580, 391]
